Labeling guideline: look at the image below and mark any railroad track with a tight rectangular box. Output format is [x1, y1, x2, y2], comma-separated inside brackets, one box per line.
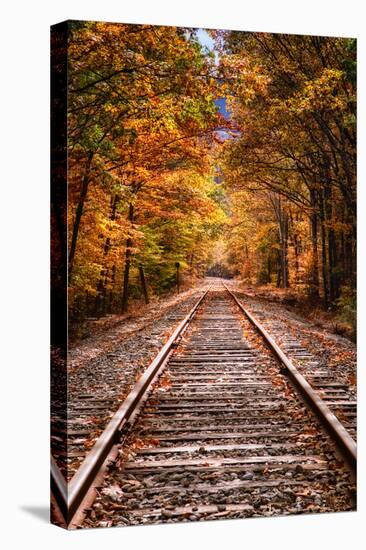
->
[51, 293, 205, 481]
[226, 287, 357, 441]
[51, 280, 356, 528]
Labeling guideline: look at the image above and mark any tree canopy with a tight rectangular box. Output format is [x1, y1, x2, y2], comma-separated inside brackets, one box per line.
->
[63, 22, 356, 334]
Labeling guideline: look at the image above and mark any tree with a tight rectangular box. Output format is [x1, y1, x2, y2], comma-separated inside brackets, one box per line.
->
[217, 31, 356, 302]
[67, 22, 226, 325]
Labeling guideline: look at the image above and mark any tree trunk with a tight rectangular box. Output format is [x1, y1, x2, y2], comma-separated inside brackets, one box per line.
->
[267, 255, 272, 283]
[319, 194, 329, 306]
[278, 211, 289, 289]
[340, 222, 346, 287]
[85, 290, 91, 317]
[94, 194, 119, 316]
[276, 249, 282, 288]
[69, 152, 93, 282]
[323, 184, 340, 303]
[176, 262, 180, 294]
[309, 189, 320, 299]
[293, 234, 300, 284]
[328, 224, 339, 302]
[107, 264, 116, 313]
[94, 268, 106, 317]
[121, 203, 134, 313]
[350, 223, 357, 289]
[139, 265, 149, 304]
[282, 213, 289, 288]
[272, 194, 289, 289]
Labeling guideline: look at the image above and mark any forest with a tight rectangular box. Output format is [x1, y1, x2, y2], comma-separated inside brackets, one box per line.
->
[61, 22, 356, 337]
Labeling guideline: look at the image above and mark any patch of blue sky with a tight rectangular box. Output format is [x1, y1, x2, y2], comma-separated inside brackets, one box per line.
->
[216, 129, 230, 140]
[196, 28, 219, 65]
[188, 29, 236, 141]
[196, 28, 215, 51]
[214, 98, 232, 140]
[215, 97, 231, 120]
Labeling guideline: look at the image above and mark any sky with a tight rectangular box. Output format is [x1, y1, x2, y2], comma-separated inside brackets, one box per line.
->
[214, 97, 231, 120]
[195, 28, 232, 136]
[196, 28, 216, 51]
[195, 30, 241, 143]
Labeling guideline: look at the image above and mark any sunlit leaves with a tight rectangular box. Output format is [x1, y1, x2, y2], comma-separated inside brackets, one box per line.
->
[67, 21, 223, 312]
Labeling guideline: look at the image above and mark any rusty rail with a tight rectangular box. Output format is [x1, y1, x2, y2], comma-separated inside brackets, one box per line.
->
[51, 455, 68, 521]
[224, 284, 357, 472]
[51, 289, 209, 525]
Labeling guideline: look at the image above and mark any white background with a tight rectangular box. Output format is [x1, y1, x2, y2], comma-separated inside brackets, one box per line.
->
[0, 0, 364, 548]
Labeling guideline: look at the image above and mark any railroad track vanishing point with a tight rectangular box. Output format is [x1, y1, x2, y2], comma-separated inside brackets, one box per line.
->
[51, 280, 356, 528]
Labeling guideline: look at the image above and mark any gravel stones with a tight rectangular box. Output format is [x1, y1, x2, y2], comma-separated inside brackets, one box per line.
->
[80, 285, 356, 529]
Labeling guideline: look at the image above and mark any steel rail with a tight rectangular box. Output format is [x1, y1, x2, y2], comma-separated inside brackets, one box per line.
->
[224, 283, 357, 472]
[51, 455, 68, 520]
[52, 289, 209, 525]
